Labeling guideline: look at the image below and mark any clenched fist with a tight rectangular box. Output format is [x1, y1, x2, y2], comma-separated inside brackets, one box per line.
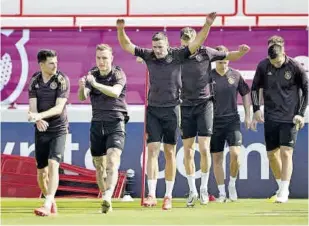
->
[116, 19, 125, 29]
[206, 12, 217, 26]
[239, 44, 250, 55]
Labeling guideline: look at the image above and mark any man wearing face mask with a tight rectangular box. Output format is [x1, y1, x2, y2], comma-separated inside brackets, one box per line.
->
[179, 28, 250, 207]
[116, 13, 216, 210]
[251, 36, 308, 203]
[78, 44, 128, 213]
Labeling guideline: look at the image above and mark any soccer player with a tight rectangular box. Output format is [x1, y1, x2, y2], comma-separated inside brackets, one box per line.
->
[28, 49, 70, 216]
[78, 44, 128, 213]
[209, 45, 251, 203]
[117, 13, 217, 210]
[251, 36, 308, 203]
[179, 28, 250, 206]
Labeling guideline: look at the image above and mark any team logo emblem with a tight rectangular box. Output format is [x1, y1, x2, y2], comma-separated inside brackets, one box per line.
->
[166, 56, 173, 63]
[35, 84, 39, 89]
[195, 54, 203, 62]
[50, 81, 58, 90]
[227, 76, 235, 85]
[284, 71, 292, 80]
[1, 29, 30, 104]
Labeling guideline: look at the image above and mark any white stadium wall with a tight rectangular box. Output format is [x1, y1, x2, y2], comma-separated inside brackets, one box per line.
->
[1, 0, 308, 27]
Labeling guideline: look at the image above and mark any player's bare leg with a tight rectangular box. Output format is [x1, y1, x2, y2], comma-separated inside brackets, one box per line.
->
[198, 136, 211, 204]
[267, 148, 282, 201]
[102, 148, 122, 213]
[93, 156, 107, 196]
[212, 152, 226, 202]
[228, 146, 240, 202]
[144, 142, 160, 207]
[183, 137, 198, 207]
[276, 146, 293, 203]
[37, 167, 49, 197]
[34, 160, 60, 216]
[36, 167, 58, 214]
[162, 144, 176, 210]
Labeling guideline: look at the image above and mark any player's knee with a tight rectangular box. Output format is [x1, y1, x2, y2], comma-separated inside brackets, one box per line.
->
[148, 142, 160, 153]
[200, 147, 210, 157]
[93, 156, 105, 172]
[106, 149, 121, 170]
[229, 147, 240, 161]
[148, 148, 160, 159]
[183, 140, 195, 151]
[48, 159, 59, 171]
[280, 148, 293, 159]
[107, 148, 121, 161]
[164, 148, 175, 160]
[267, 151, 278, 161]
[212, 154, 223, 166]
[184, 148, 194, 160]
[37, 167, 48, 179]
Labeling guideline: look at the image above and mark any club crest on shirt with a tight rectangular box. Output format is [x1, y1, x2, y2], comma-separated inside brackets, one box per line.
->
[35, 84, 39, 89]
[165, 55, 173, 63]
[50, 81, 58, 90]
[227, 76, 235, 85]
[195, 54, 203, 62]
[284, 71, 292, 80]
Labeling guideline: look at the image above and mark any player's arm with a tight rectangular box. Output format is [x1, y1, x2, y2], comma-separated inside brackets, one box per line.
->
[187, 12, 216, 54]
[78, 76, 90, 101]
[238, 75, 251, 129]
[297, 65, 308, 117]
[28, 98, 49, 131]
[251, 64, 264, 123]
[225, 45, 250, 61]
[28, 76, 49, 131]
[28, 76, 38, 115]
[87, 72, 125, 98]
[242, 94, 251, 118]
[92, 83, 123, 98]
[117, 19, 136, 55]
[29, 98, 38, 114]
[136, 57, 144, 64]
[29, 75, 70, 121]
[38, 98, 68, 119]
[294, 63, 308, 128]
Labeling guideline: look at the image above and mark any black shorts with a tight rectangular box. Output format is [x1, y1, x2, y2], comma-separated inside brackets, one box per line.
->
[181, 101, 213, 139]
[35, 132, 67, 169]
[90, 120, 126, 157]
[146, 105, 180, 145]
[264, 120, 298, 151]
[210, 119, 242, 153]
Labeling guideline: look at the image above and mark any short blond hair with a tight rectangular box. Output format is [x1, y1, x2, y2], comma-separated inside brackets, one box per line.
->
[268, 36, 284, 46]
[96, 44, 113, 53]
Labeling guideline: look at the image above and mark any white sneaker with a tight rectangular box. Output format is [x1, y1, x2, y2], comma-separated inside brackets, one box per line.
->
[275, 191, 289, 203]
[186, 191, 198, 207]
[216, 195, 227, 203]
[121, 195, 134, 202]
[228, 185, 238, 202]
[200, 189, 209, 205]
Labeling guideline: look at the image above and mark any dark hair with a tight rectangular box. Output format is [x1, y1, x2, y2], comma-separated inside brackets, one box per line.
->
[268, 44, 283, 59]
[268, 35, 285, 46]
[152, 32, 168, 42]
[37, 49, 57, 63]
[215, 45, 229, 53]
